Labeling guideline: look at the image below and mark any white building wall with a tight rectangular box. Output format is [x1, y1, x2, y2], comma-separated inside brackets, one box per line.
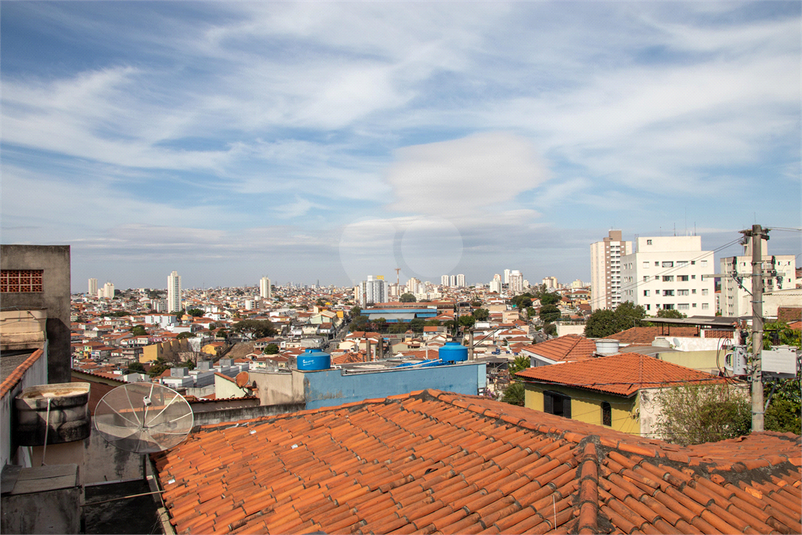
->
[620, 236, 714, 316]
[590, 230, 632, 311]
[167, 271, 181, 312]
[260, 276, 272, 299]
[88, 278, 97, 296]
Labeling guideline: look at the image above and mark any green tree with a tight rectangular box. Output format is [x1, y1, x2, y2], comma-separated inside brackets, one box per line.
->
[409, 318, 425, 333]
[501, 382, 525, 406]
[763, 321, 801, 349]
[458, 314, 476, 329]
[584, 301, 646, 338]
[764, 378, 801, 434]
[539, 304, 561, 324]
[187, 308, 204, 317]
[388, 323, 408, 334]
[539, 293, 560, 306]
[508, 355, 531, 376]
[232, 319, 277, 338]
[175, 310, 185, 321]
[542, 322, 557, 336]
[654, 383, 751, 446]
[263, 343, 280, 355]
[177, 331, 194, 340]
[656, 309, 686, 319]
[180, 359, 195, 370]
[399, 293, 416, 303]
[126, 361, 146, 374]
[350, 306, 362, 319]
[472, 308, 489, 321]
[131, 325, 147, 336]
[148, 358, 169, 378]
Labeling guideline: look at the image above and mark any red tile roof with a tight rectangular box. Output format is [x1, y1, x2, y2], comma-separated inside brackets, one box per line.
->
[520, 334, 597, 363]
[609, 326, 700, 345]
[152, 389, 801, 535]
[516, 353, 728, 396]
[777, 306, 802, 323]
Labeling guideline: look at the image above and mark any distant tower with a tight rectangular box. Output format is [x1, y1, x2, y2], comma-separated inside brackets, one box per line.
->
[167, 271, 182, 312]
[456, 274, 466, 288]
[590, 230, 632, 311]
[88, 278, 98, 296]
[260, 276, 272, 299]
[441, 275, 450, 287]
[504, 269, 511, 284]
[102, 282, 115, 299]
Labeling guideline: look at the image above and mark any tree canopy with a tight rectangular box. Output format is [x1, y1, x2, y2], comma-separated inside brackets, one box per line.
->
[131, 325, 147, 336]
[232, 319, 277, 338]
[584, 301, 646, 338]
[472, 308, 489, 321]
[399, 293, 416, 303]
[187, 308, 204, 317]
[539, 304, 561, 324]
[458, 314, 476, 329]
[263, 343, 279, 355]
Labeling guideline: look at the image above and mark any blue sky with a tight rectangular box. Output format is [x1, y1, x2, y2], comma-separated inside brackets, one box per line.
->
[1, 1, 800, 291]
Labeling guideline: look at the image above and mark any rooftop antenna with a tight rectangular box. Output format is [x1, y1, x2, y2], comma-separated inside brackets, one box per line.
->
[94, 383, 194, 453]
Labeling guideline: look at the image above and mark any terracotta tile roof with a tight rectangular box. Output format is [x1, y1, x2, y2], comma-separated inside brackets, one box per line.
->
[520, 334, 597, 363]
[152, 389, 801, 535]
[609, 326, 701, 345]
[0, 349, 44, 398]
[517, 353, 728, 396]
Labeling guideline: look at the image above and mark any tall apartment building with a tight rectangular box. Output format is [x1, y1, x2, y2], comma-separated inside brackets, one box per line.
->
[101, 282, 115, 299]
[441, 275, 450, 287]
[455, 274, 466, 288]
[406, 277, 422, 295]
[508, 270, 524, 294]
[260, 276, 272, 299]
[503, 269, 511, 284]
[88, 277, 98, 296]
[590, 230, 632, 311]
[620, 236, 714, 315]
[167, 270, 182, 312]
[542, 276, 558, 290]
[358, 275, 387, 306]
[718, 241, 797, 317]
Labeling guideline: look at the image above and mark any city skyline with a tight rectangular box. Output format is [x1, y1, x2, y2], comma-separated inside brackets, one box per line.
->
[2, 2, 800, 290]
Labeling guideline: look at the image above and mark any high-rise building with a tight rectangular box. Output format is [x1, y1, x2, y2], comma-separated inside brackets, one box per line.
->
[167, 271, 182, 312]
[441, 274, 450, 287]
[542, 276, 559, 290]
[590, 230, 633, 311]
[504, 269, 511, 284]
[620, 236, 714, 316]
[101, 282, 115, 299]
[358, 275, 388, 306]
[406, 277, 422, 295]
[88, 277, 98, 296]
[509, 270, 524, 294]
[456, 274, 466, 288]
[260, 276, 272, 299]
[489, 279, 502, 294]
[718, 241, 797, 317]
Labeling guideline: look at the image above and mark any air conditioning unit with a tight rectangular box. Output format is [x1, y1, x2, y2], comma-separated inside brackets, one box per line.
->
[761, 346, 800, 379]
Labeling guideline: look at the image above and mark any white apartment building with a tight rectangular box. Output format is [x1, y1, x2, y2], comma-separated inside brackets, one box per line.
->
[489, 279, 503, 294]
[719, 240, 797, 317]
[101, 282, 115, 299]
[620, 236, 714, 315]
[508, 270, 524, 294]
[167, 270, 182, 312]
[590, 230, 632, 311]
[406, 277, 422, 295]
[260, 276, 272, 299]
[88, 278, 98, 296]
[358, 275, 388, 306]
[542, 276, 559, 290]
[441, 275, 450, 287]
[503, 269, 511, 284]
[455, 274, 466, 288]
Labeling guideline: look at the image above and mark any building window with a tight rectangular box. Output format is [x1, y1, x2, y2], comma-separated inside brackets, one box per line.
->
[646, 305, 651, 310]
[663, 290, 674, 296]
[644, 290, 650, 296]
[643, 262, 649, 268]
[702, 303, 709, 310]
[678, 275, 689, 281]
[543, 391, 572, 419]
[655, 262, 659, 266]
[643, 276, 650, 282]
[664, 304, 675, 310]
[678, 304, 690, 310]
[601, 402, 612, 426]
[702, 289, 709, 296]
[691, 275, 696, 280]
[701, 260, 708, 267]
[647, 239, 652, 245]
[662, 261, 674, 268]
[0, 270, 44, 293]
[663, 276, 674, 282]
[677, 261, 688, 267]
[678, 289, 689, 296]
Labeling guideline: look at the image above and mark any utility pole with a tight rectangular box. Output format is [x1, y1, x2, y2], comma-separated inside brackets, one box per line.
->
[741, 224, 769, 432]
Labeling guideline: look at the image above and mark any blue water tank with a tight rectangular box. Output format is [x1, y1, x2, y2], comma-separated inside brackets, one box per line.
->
[439, 342, 468, 363]
[297, 349, 331, 371]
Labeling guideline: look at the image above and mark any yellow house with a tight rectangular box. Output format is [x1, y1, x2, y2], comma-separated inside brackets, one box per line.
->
[516, 353, 734, 438]
[140, 339, 191, 363]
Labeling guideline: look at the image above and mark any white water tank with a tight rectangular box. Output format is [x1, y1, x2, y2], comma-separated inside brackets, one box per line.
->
[595, 339, 619, 356]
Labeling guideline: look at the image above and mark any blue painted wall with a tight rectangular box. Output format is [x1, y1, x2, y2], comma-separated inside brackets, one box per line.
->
[303, 362, 487, 410]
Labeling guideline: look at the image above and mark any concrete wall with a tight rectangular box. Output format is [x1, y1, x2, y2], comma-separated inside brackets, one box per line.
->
[193, 402, 305, 426]
[1, 348, 48, 468]
[523, 383, 639, 435]
[556, 323, 585, 337]
[304, 363, 486, 410]
[1, 245, 71, 383]
[250, 371, 306, 406]
[656, 350, 722, 374]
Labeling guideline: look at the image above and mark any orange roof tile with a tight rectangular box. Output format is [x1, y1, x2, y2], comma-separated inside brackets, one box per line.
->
[520, 334, 597, 363]
[152, 389, 800, 535]
[517, 353, 729, 396]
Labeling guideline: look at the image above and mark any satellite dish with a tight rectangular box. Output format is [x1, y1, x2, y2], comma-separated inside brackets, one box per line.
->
[235, 371, 249, 388]
[94, 383, 194, 453]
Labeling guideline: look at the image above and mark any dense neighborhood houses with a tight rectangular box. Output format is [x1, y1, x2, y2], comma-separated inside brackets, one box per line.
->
[1, 234, 800, 533]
